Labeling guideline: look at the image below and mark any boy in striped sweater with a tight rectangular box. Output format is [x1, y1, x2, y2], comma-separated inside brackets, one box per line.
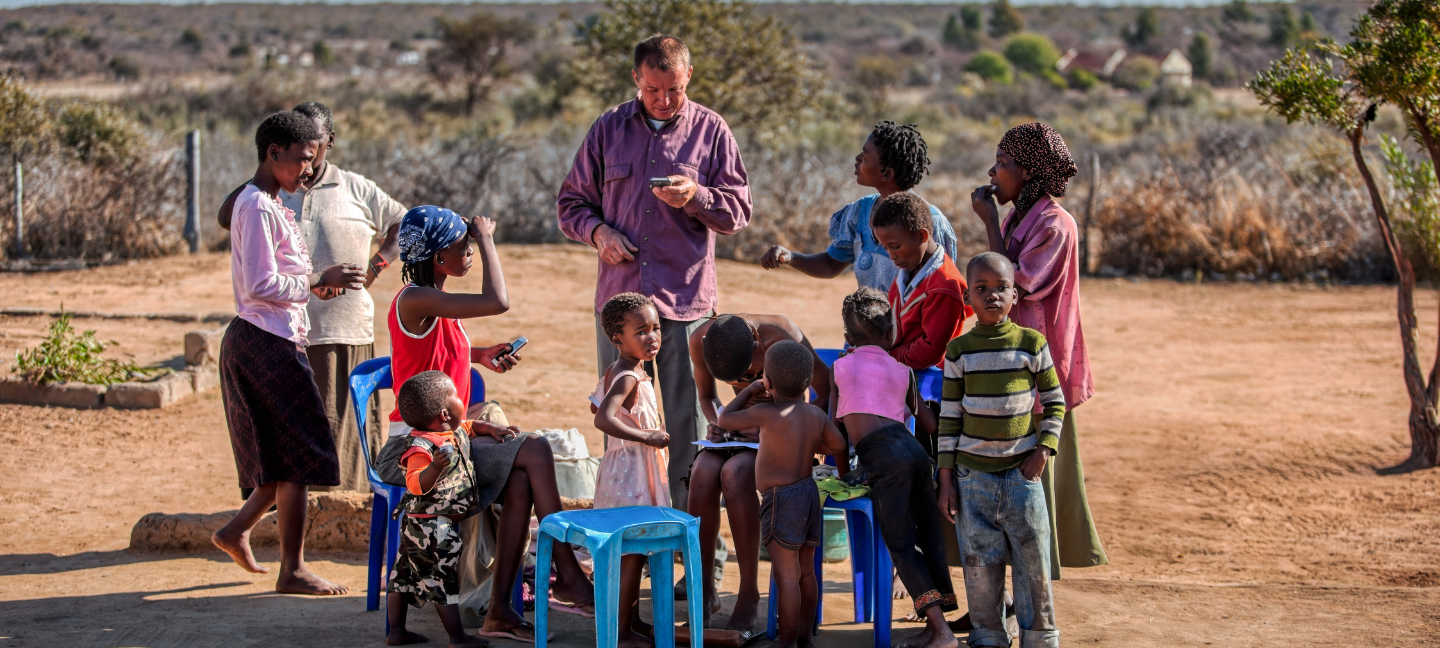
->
[936, 252, 1064, 648]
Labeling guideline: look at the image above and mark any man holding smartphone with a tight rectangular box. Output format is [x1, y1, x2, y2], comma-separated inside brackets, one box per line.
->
[557, 33, 752, 512]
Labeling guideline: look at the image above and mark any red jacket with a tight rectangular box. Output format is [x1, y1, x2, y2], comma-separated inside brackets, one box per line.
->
[887, 252, 972, 369]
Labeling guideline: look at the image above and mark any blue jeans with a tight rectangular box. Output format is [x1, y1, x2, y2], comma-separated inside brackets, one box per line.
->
[955, 465, 1059, 648]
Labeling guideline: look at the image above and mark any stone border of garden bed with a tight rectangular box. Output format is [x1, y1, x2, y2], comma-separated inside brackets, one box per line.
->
[1, 324, 227, 409]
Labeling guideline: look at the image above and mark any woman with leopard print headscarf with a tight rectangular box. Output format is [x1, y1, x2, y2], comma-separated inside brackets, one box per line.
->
[968, 122, 1108, 580]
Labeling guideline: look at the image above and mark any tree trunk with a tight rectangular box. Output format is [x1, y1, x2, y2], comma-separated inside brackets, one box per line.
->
[1349, 126, 1440, 471]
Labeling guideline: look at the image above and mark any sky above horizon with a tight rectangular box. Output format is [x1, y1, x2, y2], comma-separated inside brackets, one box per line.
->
[0, 0, 1290, 10]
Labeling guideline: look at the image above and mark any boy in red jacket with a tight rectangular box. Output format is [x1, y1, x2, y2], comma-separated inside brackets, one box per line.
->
[872, 193, 972, 370]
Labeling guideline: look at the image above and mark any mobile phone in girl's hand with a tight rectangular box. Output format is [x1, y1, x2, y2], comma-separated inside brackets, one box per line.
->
[491, 336, 528, 367]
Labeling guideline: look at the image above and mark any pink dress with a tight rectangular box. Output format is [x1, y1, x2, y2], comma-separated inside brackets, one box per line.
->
[591, 368, 671, 508]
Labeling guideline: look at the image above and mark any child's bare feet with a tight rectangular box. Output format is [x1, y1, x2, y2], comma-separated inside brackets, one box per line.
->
[385, 629, 428, 646]
[212, 527, 268, 574]
[275, 566, 348, 595]
[725, 589, 760, 631]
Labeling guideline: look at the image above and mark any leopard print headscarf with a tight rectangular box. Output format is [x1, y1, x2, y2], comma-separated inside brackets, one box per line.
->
[998, 122, 1077, 231]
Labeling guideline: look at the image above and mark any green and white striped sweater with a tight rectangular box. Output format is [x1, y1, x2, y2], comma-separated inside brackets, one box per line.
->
[938, 319, 1067, 472]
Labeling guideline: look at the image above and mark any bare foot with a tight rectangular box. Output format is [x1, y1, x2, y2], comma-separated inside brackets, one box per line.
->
[552, 580, 596, 614]
[725, 589, 760, 631]
[211, 527, 268, 574]
[482, 604, 528, 636]
[947, 612, 973, 633]
[617, 629, 654, 648]
[917, 630, 959, 648]
[275, 567, 348, 595]
[385, 629, 428, 646]
[700, 592, 723, 627]
[448, 635, 489, 648]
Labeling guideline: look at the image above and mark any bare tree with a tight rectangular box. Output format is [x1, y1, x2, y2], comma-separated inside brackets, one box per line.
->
[429, 11, 533, 116]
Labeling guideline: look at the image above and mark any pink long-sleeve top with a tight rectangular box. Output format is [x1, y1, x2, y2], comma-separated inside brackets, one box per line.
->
[230, 184, 313, 345]
[1001, 196, 1094, 409]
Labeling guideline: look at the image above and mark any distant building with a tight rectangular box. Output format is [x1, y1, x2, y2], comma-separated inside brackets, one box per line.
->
[1055, 47, 1129, 80]
[1161, 49, 1193, 87]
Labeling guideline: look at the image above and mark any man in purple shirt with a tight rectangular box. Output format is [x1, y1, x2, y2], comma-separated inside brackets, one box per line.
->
[558, 33, 752, 512]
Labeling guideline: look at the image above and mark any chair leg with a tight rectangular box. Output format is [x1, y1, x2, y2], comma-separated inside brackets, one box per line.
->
[845, 509, 873, 623]
[535, 534, 554, 648]
[595, 540, 623, 648]
[813, 545, 823, 634]
[368, 493, 386, 612]
[513, 564, 525, 615]
[682, 523, 704, 648]
[649, 552, 675, 648]
[766, 569, 778, 641]
[873, 513, 893, 648]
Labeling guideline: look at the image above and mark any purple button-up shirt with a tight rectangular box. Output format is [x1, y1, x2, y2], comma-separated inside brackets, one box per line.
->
[557, 99, 751, 320]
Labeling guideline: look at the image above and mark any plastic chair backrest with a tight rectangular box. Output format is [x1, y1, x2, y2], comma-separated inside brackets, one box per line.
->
[350, 357, 487, 485]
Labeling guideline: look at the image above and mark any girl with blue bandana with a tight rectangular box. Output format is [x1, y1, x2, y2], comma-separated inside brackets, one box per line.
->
[379, 206, 597, 641]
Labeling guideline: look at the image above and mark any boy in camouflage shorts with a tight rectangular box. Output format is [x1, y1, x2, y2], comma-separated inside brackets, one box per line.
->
[387, 370, 487, 648]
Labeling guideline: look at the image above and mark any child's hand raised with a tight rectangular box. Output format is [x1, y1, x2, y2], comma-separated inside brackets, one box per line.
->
[644, 430, 670, 449]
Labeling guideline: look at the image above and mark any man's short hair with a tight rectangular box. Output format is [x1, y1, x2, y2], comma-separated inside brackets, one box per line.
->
[871, 192, 933, 236]
[293, 101, 334, 137]
[842, 287, 892, 346]
[600, 292, 656, 340]
[634, 33, 690, 72]
[871, 121, 931, 191]
[967, 251, 1016, 282]
[397, 370, 456, 429]
[702, 314, 755, 383]
[254, 110, 323, 162]
[764, 341, 813, 399]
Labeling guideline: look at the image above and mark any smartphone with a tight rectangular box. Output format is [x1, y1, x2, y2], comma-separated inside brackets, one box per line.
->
[649, 177, 677, 188]
[492, 336, 528, 367]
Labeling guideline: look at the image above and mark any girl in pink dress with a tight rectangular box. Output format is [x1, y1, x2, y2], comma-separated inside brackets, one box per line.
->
[590, 292, 671, 647]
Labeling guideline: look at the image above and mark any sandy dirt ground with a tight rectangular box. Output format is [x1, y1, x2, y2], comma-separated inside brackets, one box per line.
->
[1, 246, 1438, 647]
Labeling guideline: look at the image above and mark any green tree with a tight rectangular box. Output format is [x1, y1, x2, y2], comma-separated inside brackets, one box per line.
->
[1003, 33, 1060, 74]
[989, 0, 1025, 39]
[1112, 57, 1160, 90]
[0, 74, 49, 163]
[1068, 67, 1099, 91]
[1125, 8, 1162, 50]
[964, 50, 1013, 84]
[1189, 32, 1212, 80]
[1268, 5, 1299, 47]
[430, 11, 533, 116]
[564, 0, 829, 137]
[1249, 0, 1440, 470]
[945, 7, 984, 52]
[1223, 0, 1254, 24]
[1383, 135, 1440, 278]
[312, 40, 336, 67]
[1300, 12, 1319, 34]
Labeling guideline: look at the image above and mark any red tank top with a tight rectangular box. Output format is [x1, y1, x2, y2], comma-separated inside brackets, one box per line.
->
[388, 284, 472, 423]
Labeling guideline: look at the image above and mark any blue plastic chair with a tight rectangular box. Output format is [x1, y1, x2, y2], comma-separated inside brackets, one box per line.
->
[535, 506, 704, 648]
[349, 357, 522, 620]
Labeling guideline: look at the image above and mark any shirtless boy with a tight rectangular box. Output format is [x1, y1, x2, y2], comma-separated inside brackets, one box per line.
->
[717, 341, 845, 648]
[687, 314, 831, 629]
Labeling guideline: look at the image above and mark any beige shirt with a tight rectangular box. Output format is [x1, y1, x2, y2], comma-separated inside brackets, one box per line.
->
[279, 163, 407, 346]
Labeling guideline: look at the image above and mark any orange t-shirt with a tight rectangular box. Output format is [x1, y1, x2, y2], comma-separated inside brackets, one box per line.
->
[400, 428, 467, 496]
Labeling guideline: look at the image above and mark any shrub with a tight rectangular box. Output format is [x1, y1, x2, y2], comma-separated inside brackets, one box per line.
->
[964, 51, 1013, 85]
[56, 102, 138, 167]
[1040, 68, 1068, 90]
[1383, 135, 1440, 279]
[108, 56, 141, 81]
[989, 0, 1024, 39]
[1003, 33, 1060, 73]
[1189, 33, 1212, 80]
[1113, 57, 1160, 91]
[179, 27, 204, 51]
[13, 310, 141, 385]
[1069, 67, 1100, 91]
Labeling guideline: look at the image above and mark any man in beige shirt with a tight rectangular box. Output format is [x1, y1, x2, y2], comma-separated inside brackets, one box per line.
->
[220, 102, 407, 492]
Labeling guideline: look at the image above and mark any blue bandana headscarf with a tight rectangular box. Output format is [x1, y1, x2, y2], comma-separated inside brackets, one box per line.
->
[398, 206, 466, 264]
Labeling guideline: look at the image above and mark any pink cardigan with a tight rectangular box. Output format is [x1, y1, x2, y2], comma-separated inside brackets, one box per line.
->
[230, 184, 313, 345]
[1001, 196, 1094, 409]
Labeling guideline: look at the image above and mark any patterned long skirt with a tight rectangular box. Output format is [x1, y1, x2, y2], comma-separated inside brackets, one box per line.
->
[220, 317, 339, 491]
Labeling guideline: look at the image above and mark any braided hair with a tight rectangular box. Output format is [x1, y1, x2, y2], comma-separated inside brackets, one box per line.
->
[871, 121, 930, 191]
[401, 260, 436, 288]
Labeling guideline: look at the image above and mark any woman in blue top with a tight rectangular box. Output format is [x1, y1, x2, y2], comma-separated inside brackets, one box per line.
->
[760, 121, 957, 291]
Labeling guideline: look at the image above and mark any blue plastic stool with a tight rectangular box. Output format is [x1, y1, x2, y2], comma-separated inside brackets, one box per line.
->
[535, 506, 703, 648]
[349, 357, 522, 624]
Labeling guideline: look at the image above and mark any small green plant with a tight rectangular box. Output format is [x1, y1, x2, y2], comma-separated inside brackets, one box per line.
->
[13, 310, 140, 385]
[965, 51, 1013, 85]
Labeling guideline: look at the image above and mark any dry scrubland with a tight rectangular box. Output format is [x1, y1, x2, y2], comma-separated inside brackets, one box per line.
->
[1, 248, 1438, 647]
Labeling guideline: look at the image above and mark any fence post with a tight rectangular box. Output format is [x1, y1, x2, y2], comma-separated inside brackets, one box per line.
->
[184, 130, 201, 253]
[1082, 151, 1099, 275]
[12, 155, 22, 259]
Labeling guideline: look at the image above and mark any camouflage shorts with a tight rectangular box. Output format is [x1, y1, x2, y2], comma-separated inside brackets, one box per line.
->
[387, 515, 464, 608]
